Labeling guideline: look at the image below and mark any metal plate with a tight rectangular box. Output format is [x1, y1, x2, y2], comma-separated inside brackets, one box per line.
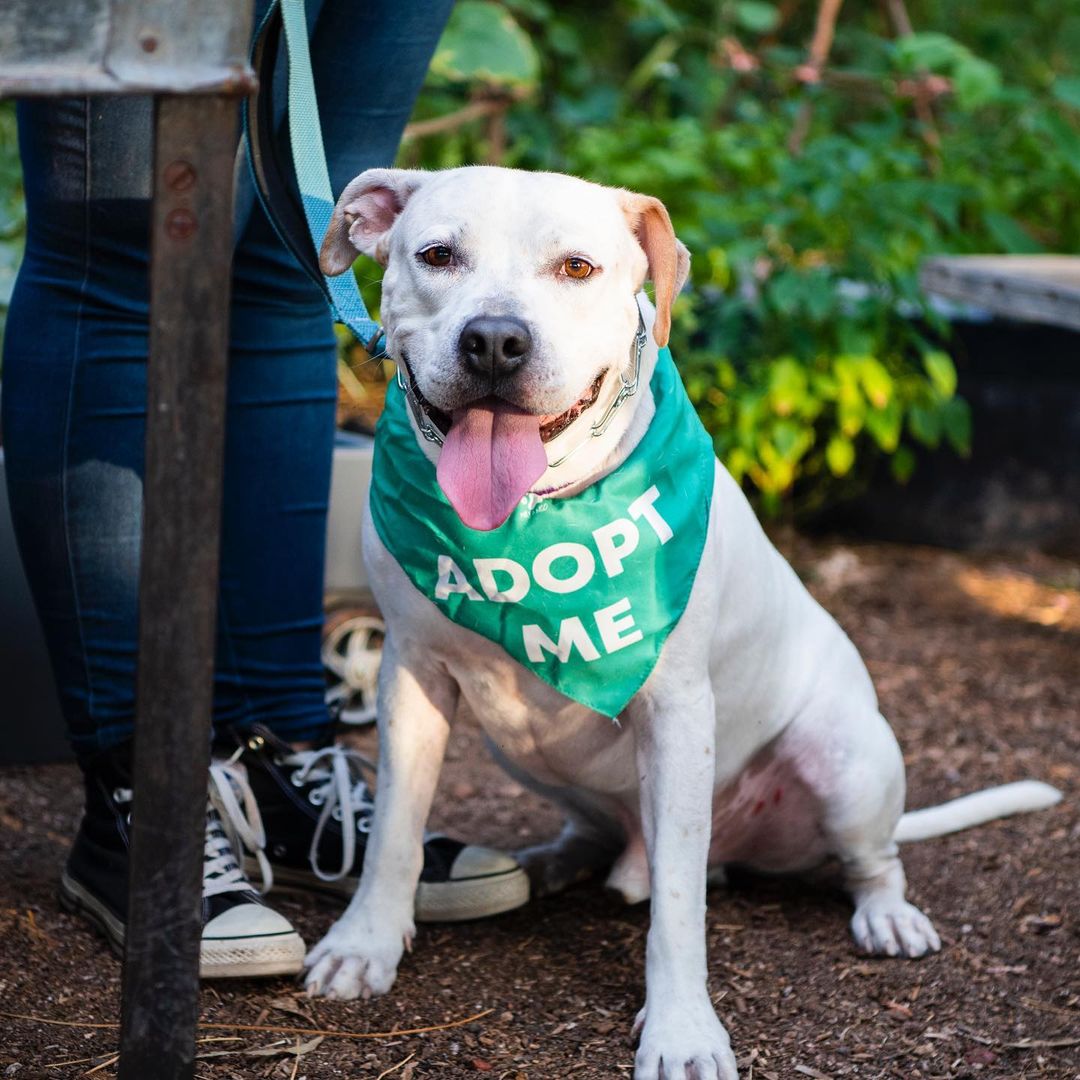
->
[0, 0, 256, 96]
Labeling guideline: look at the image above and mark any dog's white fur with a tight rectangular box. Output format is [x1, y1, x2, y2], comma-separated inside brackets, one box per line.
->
[306, 166, 1061, 1080]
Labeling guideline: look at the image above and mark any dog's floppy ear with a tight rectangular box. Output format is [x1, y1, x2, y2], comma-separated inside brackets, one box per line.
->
[319, 168, 428, 276]
[619, 192, 691, 348]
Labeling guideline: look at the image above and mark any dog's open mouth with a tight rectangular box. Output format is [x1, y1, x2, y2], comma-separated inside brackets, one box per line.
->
[401, 361, 608, 444]
[538, 370, 607, 441]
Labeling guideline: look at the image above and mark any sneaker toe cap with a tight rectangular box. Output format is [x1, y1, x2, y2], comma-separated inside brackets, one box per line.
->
[200, 901, 306, 979]
[202, 901, 300, 941]
[449, 844, 521, 881]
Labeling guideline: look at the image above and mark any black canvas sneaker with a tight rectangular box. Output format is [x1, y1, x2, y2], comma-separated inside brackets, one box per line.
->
[229, 725, 530, 922]
[59, 748, 306, 978]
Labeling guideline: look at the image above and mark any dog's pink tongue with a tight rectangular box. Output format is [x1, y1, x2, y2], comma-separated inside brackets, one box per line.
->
[437, 401, 547, 530]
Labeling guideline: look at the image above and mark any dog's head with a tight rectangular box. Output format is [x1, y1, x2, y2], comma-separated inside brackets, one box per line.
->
[321, 166, 689, 530]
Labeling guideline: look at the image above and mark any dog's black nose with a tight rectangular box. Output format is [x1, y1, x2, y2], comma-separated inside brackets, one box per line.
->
[458, 316, 532, 377]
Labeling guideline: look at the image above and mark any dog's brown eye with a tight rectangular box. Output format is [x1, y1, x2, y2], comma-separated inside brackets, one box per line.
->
[563, 257, 594, 280]
[421, 245, 453, 267]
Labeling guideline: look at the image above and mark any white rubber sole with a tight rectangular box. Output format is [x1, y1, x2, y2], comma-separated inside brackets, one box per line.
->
[250, 859, 531, 923]
[59, 869, 306, 979]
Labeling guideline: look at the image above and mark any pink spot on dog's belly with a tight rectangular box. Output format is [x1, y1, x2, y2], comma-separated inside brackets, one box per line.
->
[709, 751, 826, 873]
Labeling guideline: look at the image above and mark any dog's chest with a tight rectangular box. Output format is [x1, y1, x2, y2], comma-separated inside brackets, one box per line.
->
[365, 514, 637, 789]
[443, 630, 640, 793]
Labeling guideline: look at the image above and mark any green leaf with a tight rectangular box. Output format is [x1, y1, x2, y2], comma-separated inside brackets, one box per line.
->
[864, 399, 902, 452]
[430, 1, 540, 88]
[771, 420, 800, 459]
[941, 396, 972, 455]
[725, 446, 753, 483]
[894, 32, 964, 74]
[734, 1, 780, 34]
[890, 445, 916, 483]
[922, 351, 957, 398]
[1032, 110, 1080, 177]
[768, 357, 808, 416]
[983, 211, 1046, 255]
[1052, 76, 1080, 111]
[825, 435, 855, 477]
[766, 271, 802, 317]
[857, 356, 893, 409]
[908, 403, 942, 447]
[837, 381, 866, 437]
[953, 56, 1002, 110]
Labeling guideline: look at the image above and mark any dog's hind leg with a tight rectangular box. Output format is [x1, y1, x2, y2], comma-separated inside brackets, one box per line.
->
[815, 707, 941, 958]
[484, 735, 624, 897]
[518, 819, 622, 897]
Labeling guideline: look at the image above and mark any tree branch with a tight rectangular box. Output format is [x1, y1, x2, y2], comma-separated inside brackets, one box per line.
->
[401, 98, 510, 141]
[788, 0, 845, 154]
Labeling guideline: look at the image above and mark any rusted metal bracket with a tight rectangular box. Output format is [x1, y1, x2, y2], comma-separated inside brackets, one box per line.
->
[0, 0, 256, 96]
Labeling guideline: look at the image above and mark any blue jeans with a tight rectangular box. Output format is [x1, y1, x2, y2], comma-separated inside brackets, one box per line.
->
[1, 0, 452, 762]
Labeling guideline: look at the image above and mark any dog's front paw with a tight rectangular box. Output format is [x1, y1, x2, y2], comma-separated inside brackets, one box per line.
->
[303, 912, 414, 1000]
[633, 999, 738, 1080]
[851, 898, 941, 958]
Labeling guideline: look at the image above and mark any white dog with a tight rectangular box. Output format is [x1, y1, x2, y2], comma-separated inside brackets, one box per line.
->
[303, 166, 1061, 1080]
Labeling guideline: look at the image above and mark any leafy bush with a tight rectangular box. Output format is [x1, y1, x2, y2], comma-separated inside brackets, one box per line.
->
[400, 0, 1080, 515]
[0, 102, 24, 349]
[2, 3, 1078, 517]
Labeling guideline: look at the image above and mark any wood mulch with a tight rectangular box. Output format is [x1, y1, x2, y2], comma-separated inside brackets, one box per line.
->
[1, 534, 1077, 1079]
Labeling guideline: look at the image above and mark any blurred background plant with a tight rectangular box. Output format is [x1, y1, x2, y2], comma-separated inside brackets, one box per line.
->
[4, 0, 1079, 516]
[0, 103, 23, 350]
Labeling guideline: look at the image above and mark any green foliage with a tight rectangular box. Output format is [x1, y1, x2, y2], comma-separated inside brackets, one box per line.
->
[403, 0, 1080, 516]
[1, 4, 1077, 518]
[428, 1, 540, 89]
[0, 102, 25, 347]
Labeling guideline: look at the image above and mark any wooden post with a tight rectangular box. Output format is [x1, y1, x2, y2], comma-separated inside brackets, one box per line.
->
[117, 93, 239, 1080]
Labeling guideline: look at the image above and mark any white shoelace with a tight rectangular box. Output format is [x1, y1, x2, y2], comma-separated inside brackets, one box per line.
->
[207, 761, 273, 896]
[277, 743, 376, 883]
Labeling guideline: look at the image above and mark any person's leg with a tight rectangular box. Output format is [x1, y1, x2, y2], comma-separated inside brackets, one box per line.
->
[2, 97, 305, 977]
[2, 3, 458, 758]
[2, 97, 151, 763]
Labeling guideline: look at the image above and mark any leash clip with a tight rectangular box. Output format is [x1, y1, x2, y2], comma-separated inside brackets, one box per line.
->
[396, 366, 446, 447]
[361, 324, 386, 355]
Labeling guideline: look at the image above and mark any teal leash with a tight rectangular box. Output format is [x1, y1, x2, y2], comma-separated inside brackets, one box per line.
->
[245, 0, 385, 353]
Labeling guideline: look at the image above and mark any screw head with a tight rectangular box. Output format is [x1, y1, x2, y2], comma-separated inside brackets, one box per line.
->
[163, 160, 197, 192]
[164, 208, 197, 241]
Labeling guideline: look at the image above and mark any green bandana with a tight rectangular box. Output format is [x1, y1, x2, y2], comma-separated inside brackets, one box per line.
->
[369, 346, 715, 719]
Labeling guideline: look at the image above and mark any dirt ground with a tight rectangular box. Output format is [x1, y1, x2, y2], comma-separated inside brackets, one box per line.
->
[1, 534, 1077, 1080]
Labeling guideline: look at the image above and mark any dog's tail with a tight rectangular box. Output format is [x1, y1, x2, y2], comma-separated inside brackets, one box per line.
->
[894, 781, 1062, 843]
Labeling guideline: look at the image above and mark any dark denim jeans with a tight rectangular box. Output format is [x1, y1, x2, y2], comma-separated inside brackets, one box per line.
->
[1, 0, 452, 761]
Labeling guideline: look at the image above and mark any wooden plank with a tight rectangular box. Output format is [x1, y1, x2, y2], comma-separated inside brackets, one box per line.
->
[920, 255, 1080, 333]
[116, 93, 238, 1080]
